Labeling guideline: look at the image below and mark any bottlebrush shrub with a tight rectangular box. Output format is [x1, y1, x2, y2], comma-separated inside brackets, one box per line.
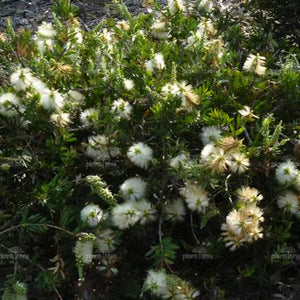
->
[0, 0, 299, 299]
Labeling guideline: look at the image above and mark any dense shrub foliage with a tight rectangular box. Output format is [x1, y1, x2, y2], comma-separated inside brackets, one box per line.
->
[0, 0, 299, 299]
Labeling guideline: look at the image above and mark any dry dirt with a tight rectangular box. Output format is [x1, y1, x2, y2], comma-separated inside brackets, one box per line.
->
[0, 0, 164, 31]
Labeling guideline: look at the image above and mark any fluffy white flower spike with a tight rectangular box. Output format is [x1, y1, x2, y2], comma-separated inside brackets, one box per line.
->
[111, 202, 141, 229]
[228, 152, 250, 174]
[123, 78, 134, 91]
[0, 93, 21, 117]
[169, 153, 190, 169]
[127, 142, 153, 169]
[201, 126, 222, 145]
[110, 99, 133, 120]
[236, 187, 263, 203]
[120, 177, 147, 201]
[96, 229, 116, 253]
[146, 53, 166, 72]
[164, 198, 186, 222]
[80, 108, 98, 126]
[86, 135, 120, 161]
[180, 182, 209, 213]
[10, 67, 33, 91]
[75, 234, 95, 264]
[80, 204, 104, 227]
[277, 191, 300, 217]
[144, 269, 170, 298]
[135, 199, 157, 224]
[40, 89, 65, 111]
[167, 0, 185, 15]
[37, 22, 57, 39]
[221, 207, 264, 251]
[238, 106, 258, 121]
[275, 160, 299, 185]
[243, 53, 266, 76]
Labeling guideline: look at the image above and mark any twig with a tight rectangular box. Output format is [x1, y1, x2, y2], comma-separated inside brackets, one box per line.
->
[244, 126, 252, 144]
[0, 223, 76, 237]
[190, 213, 200, 245]
[225, 174, 233, 204]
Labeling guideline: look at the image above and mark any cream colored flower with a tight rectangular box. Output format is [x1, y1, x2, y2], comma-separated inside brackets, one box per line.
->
[180, 182, 209, 212]
[275, 160, 299, 185]
[127, 142, 153, 169]
[277, 191, 299, 216]
[238, 106, 258, 121]
[228, 152, 250, 174]
[236, 187, 263, 203]
[120, 177, 147, 201]
[80, 204, 104, 227]
[243, 54, 266, 76]
[201, 126, 222, 145]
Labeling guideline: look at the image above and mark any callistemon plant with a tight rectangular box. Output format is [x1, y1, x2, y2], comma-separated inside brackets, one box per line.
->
[0, 0, 299, 298]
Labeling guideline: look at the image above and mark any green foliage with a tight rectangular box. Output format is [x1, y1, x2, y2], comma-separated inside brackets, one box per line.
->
[0, 0, 299, 299]
[146, 237, 180, 267]
[52, 0, 79, 20]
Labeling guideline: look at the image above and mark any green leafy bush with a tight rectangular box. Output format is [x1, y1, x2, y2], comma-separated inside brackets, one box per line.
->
[0, 0, 299, 299]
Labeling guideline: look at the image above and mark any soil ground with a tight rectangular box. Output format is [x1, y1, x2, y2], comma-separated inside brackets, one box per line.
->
[0, 0, 165, 31]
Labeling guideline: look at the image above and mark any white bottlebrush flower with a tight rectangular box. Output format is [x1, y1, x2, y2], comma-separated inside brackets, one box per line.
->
[110, 99, 133, 120]
[34, 37, 54, 53]
[80, 204, 104, 227]
[144, 269, 170, 298]
[135, 199, 157, 224]
[146, 53, 166, 72]
[75, 239, 94, 264]
[201, 126, 222, 145]
[277, 191, 299, 216]
[164, 198, 186, 222]
[66, 27, 83, 49]
[31, 77, 48, 94]
[238, 106, 258, 121]
[120, 177, 147, 201]
[151, 19, 170, 39]
[201, 143, 218, 161]
[40, 89, 64, 111]
[86, 135, 120, 161]
[67, 90, 85, 104]
[228, 152, 250, 174]
[80, 108, 98, 126]
[111, 202, 141, 230]
[153, 53, 166, 70]
[50, 112, 71, 127]
[161, 82, 181, 97]
[161, 81, 200, 110]
[243, 53, 266, 76]
[0, 92, 21, 117]
[167, 0, 185, 15]
[199, 0, 213, 12]
[236, 186, 263, 203]
[205, 147, 230, 173]
[245, 204, 265, 223]
[180, 182, 209, 212]
[178, 81, 200, 110]
[146, 60, 155, 73]
[10, 68, 33, 91]
[127, 142, 153, 169]
[96, 229, 116, 253]
[117, 20, 130, 31]
[275, 160, 299, 185]
[221, 207, 264, 251]
[123, 78, 134, 91]
[169, 153, 189, 169]
[37, 22, 57, 39]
